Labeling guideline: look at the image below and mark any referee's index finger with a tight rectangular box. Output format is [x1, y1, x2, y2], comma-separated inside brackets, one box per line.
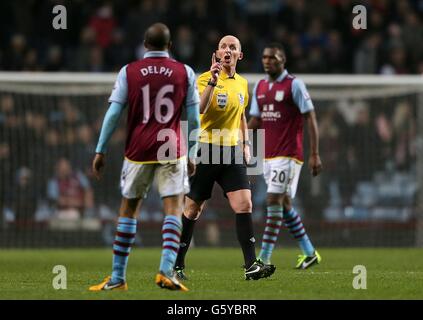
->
[212, 52, 216, 65]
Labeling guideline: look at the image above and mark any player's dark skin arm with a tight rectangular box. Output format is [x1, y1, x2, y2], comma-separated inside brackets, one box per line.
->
[303, 110, 322, 176]
[92, 153, 105, 180]
[247, 116, 262, 130]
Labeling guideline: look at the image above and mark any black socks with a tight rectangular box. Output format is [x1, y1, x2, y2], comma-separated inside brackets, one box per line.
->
[236, 213, 256, 269]
[175, 214, 197, 268]
[175, 213, 257, 270]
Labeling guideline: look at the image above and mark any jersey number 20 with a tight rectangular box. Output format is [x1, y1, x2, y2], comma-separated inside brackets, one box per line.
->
[271, 170, 286, 184]
[141, 84, 174, 124]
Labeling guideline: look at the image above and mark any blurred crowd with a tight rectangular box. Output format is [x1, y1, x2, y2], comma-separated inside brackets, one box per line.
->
[315, 96, 417, 213]
[0, 88, 417, 229]
[0, 0, 420, 243]
[1, 0, 423, 74]
[0, 94, 122, 227]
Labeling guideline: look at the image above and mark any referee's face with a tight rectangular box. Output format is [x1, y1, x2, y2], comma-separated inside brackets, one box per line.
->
[262, 48, 284, 76]
[217, 36, 243, 68]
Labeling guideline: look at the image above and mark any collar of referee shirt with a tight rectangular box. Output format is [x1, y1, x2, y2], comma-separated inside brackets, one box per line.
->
[266, 69, 288, 82]
[219, 69, 237, 80]
[143, 51, 170, 58]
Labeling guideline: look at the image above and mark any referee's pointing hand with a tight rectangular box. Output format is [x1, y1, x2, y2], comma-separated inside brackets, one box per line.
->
[210, 52, 222, 82]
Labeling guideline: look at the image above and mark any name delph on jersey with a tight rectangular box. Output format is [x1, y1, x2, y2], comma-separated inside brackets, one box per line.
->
[140, 65, 174, 77]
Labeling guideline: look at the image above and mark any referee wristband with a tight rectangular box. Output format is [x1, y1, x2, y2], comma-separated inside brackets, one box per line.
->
[207, 80, 217, 87]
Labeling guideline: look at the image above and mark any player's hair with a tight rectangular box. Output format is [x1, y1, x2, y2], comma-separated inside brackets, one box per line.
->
[264, 42, 286, 56]
[144, 23, 171, 50]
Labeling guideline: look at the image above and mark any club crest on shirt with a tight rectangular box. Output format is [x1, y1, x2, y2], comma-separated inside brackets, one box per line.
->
[238, 93, 244, 106]
[217, 92, 228, 108]
[275, 90, 284, 102]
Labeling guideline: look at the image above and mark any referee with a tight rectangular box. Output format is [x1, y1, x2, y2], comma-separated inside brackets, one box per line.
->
[174, 35, 273, 280]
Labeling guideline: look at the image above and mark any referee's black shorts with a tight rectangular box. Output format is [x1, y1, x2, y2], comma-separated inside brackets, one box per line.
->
[187, 143, 251, 202]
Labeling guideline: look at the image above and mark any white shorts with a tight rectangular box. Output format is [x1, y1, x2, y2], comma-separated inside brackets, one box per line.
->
[120, 157, 189, 199]
[263, 158, 302, 198]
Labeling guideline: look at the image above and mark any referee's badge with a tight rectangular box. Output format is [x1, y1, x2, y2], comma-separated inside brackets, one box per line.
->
[217, 92, 228, 108]
[275, 90, 284, 102]
[238, 93, 244, 106]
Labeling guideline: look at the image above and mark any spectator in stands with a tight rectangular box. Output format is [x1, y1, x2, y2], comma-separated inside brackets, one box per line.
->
[72, 124, 95, 176]
[288, 34, 308, 73]
[392, 101, 416, 170]
[0, 141, 12, 223]
[0, 94, 14, 124]
[104, 29, 132, 71]
[23, 49, 40, 71]
[348, 106, 383, 182]
[125, 0, 160, 49]
[59, 98, 85, 129]
[325, 30, 347, 73]
[318, 108, 351, 207]
[88, 3, 117, 49]
[402, 12, 423, 65]
[375, 111, 394, 165]
[2, 34, 27, 71]
[300, 17, 328, 51]
[44, 128, 66, 169]
[45, 46, 64, 72]
[5, 167, 38, 227]
[47, 157, 94, 221]
[74, 27, 97, 71]
[380, 45, 409, 75]
[88, 46, 105, 72]
[1, 95, 26, 162]
[354, 33, 382, 74]
[172, 25, 195, 67]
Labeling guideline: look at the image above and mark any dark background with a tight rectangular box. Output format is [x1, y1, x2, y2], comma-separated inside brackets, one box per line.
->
[1, 0, 422, 74]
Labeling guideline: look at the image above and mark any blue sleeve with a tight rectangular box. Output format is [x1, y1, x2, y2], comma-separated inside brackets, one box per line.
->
[95, 102, 126, 154]
[249, 81, 261, 117]
[292, 78, 314, 114]
[184, 65, 200, 107]
[109, 65, 128, 104]
[184, 64, 201, 159]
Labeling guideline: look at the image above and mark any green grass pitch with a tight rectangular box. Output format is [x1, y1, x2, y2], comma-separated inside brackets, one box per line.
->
[0, 248, 422, 299]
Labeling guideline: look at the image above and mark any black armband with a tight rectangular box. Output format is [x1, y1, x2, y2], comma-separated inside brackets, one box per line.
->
[207, 79, 217, 87]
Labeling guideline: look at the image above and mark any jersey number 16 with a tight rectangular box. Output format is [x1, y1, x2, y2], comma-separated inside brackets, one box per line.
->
[141, 84, 175, 124]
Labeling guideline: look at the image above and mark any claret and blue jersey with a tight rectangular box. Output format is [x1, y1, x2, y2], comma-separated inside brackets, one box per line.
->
[249, 69, 314, 163]
[96, 51, 200, 163]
